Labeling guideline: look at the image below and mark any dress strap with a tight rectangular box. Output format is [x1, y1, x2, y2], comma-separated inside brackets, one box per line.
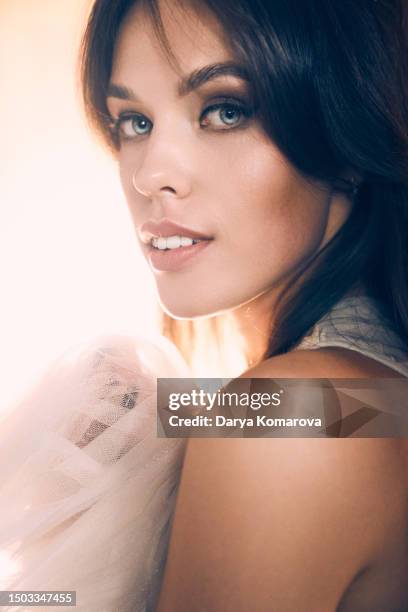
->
[295, 295, 408, 377]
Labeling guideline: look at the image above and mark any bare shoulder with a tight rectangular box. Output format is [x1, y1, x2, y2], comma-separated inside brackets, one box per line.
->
[156, 350, 408, 611]
[157, 440, 407, 611]
[240, 345, 408, 527]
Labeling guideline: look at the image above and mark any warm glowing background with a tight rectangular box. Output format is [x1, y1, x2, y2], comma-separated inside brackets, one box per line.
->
[0, 0, 160, 415]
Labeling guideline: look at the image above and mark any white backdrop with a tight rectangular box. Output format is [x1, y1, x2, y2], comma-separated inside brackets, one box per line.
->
[0, 0, 160, 415]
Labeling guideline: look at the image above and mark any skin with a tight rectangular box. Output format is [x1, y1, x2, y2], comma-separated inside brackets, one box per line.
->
[106, 0, 355, 366]
[105, 1, 408, 610]
[155, 350, 408, 612]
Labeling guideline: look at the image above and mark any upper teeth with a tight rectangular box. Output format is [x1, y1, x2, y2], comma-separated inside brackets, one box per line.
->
[151, 235, 200, 250]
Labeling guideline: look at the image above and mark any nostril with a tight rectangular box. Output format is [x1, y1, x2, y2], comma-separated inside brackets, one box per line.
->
[161, 186, 177, 194]
[131, 169, 191, 199]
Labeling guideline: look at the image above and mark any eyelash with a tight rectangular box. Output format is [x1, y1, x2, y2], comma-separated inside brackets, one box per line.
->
[108, 98, 254, 142]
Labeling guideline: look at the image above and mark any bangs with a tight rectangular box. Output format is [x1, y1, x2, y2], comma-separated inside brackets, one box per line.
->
[80, 0, 407, 185]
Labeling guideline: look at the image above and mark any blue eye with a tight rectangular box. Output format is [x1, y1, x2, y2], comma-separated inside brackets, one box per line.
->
[200, 102, 251, 130]
[114, 113, 152, 139]
[110, 99, 253, 143]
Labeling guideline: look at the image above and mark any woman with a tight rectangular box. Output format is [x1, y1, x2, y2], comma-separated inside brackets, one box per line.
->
[1, 0, 407, 610]
[78, 0, 408, 610]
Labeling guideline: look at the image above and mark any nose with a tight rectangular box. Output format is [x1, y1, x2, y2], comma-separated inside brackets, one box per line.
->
[131, 129, 193, 200]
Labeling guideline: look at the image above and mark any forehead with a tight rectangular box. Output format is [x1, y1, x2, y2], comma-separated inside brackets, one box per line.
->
[111, 0, 234, 83]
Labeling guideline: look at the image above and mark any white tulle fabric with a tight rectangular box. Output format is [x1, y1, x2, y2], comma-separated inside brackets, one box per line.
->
[0, 333, 191, 611]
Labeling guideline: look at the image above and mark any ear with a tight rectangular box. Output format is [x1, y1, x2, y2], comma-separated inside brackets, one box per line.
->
[333, 168, 364, 197]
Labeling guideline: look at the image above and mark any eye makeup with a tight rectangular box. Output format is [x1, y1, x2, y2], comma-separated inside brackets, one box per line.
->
[106, 85, 257, 143]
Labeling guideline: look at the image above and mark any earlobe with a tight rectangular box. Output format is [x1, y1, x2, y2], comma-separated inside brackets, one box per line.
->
[332, 175, 362, 198]
[344, 176, 361, 197]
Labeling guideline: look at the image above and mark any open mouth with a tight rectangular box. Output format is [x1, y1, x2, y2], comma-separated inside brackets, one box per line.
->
[146, 236, 214, 271]
[150, 235, 210, 250]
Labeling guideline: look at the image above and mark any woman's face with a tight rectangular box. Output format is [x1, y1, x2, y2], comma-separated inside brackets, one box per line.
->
[107, 0, 352, 319]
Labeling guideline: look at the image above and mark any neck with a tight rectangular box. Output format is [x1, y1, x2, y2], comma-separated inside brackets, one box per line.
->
[230, 288, 278, 370]
[230, 280, 366, 371]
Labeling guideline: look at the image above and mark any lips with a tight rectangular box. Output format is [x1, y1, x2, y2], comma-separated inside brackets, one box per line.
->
[139, 218, 214, 244]
[147, 239, 213, 272]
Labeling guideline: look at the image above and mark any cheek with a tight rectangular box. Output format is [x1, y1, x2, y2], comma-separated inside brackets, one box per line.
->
[202, 133, 329, 268]
[115, 130, 330, 318]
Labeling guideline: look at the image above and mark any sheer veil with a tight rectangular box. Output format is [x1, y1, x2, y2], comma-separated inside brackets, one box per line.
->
[0, 332, 191, 611]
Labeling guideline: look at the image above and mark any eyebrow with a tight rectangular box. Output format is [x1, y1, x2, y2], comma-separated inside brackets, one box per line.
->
[106, 61, 250, 101]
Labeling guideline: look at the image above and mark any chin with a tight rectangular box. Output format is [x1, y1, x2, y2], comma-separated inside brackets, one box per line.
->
[159, 301, 213, 320]
[157, 291, 227, 320]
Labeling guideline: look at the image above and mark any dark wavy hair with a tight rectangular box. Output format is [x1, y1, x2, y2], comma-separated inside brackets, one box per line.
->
[79, 0, 408, 369]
